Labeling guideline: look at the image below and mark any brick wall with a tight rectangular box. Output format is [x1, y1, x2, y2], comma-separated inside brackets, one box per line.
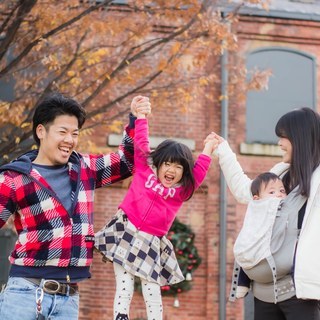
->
[78, 93, 223, 319]
[78, 13, 320, 320]
[225, 14, 320, 320]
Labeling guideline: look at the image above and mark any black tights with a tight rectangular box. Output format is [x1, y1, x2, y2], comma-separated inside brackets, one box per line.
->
[254, 296, 320, 320]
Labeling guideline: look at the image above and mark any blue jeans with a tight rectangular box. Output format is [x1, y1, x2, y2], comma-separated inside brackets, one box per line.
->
[0, 277, 80, 320]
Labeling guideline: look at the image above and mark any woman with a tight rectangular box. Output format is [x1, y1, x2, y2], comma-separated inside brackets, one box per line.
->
[213, 107, 320, 319]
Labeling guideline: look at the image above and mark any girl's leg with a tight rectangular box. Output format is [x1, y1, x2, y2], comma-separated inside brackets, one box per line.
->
[113, 263, 135, 320]
[141, 278, 163, 320]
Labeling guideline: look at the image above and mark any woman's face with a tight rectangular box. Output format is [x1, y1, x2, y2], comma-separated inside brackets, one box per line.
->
[278, 137, 292, 163]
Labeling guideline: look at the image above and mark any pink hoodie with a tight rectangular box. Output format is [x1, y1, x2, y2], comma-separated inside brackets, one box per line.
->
[119, 118, 211, 236]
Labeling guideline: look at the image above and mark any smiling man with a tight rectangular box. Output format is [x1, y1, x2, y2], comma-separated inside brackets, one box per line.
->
[0, 92, 151, 320]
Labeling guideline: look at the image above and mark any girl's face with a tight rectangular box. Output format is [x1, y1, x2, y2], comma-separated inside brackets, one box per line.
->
[158, 161, 184, 188]
[278, 137, 292, 163]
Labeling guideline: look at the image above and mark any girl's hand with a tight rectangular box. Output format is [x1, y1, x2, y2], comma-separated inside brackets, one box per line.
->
[130, 96, 151, 119]
[204, 132, 225, 145]
[202, 133, 221, 156]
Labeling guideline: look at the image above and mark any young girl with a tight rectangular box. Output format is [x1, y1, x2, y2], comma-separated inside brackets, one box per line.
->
[95, 103, 216, 320]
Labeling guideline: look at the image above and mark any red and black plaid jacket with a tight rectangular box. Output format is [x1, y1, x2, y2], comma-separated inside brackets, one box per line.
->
[0, 119, 134, 269]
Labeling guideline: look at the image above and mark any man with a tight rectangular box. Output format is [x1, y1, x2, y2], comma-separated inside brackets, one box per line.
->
[0, 92, 151, 319]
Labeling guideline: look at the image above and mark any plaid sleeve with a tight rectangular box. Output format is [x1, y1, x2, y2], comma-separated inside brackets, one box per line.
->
[0, 172, 17, 228]
[86, 116, 135, 188]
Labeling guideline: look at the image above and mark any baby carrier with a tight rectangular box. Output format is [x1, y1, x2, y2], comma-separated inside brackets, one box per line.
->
[229, 188, 306, 303]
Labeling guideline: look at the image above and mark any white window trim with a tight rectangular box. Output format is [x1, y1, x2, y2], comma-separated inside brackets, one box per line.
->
[108, 134, 195, 151]
[240, 142, 282, 157]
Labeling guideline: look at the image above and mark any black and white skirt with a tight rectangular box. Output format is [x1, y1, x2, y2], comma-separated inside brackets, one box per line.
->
[95, 209, 184, 286]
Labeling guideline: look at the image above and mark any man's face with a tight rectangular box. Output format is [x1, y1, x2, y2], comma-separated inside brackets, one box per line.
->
[34, 114, 79, 166]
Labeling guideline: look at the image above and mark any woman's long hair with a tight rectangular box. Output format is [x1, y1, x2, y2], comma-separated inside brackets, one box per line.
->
[149, 139, 195, 201]
[275, 107, 320, 196]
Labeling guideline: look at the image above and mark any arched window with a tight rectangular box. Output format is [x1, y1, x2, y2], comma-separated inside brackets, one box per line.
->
[245, 48, 316, 144]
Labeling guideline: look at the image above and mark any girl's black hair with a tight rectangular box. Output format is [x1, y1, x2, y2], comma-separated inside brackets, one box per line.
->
[275, 107, 320, 197]
[251, 172, 281, 197]
[32, 92, 86, 146]
[149, 139, 195, 201]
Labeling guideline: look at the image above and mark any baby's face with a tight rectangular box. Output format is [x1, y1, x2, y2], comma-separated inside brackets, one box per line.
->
[258, 179, 287, 199]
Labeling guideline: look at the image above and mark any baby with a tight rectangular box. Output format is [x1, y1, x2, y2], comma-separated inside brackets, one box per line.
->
[236, 172, 287, 298]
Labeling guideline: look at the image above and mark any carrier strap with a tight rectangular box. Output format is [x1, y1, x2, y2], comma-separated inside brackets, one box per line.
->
[266, 255, 278, 303]
[229, 261, 241, 302]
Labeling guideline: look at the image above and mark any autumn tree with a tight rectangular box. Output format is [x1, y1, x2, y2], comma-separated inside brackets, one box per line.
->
[0, 0, 266, 164]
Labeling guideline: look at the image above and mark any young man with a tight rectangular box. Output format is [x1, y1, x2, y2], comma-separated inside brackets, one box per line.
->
[0, 92, 151, 320]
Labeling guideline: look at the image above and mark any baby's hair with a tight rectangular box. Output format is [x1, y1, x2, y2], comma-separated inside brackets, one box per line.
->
[149, 139, 195, 201]
[251, 172, 282, 197]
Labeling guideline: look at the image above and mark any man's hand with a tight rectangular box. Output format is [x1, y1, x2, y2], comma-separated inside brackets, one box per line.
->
[130, 96, 151, 119]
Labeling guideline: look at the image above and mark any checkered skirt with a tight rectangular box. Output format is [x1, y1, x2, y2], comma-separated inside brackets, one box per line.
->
[95, 209, 184, 286]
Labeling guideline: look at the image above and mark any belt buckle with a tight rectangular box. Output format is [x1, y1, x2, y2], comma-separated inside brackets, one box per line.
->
[43, 280, 61, 294]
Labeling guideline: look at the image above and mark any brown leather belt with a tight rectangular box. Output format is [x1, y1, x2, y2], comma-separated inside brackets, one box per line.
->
[26, 278, 79, 296]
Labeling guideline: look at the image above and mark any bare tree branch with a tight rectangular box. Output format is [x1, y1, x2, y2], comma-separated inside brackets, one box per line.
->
[0, 0, 37, 61]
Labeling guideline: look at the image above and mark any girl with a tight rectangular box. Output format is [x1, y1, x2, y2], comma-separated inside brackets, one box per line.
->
[95, 103, 216, 320]
[212, 107, 320, 319]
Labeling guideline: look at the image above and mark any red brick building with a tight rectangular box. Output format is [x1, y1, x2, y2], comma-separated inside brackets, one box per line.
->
[77, 1, 320, 319]
[1, 1, 320, 319]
